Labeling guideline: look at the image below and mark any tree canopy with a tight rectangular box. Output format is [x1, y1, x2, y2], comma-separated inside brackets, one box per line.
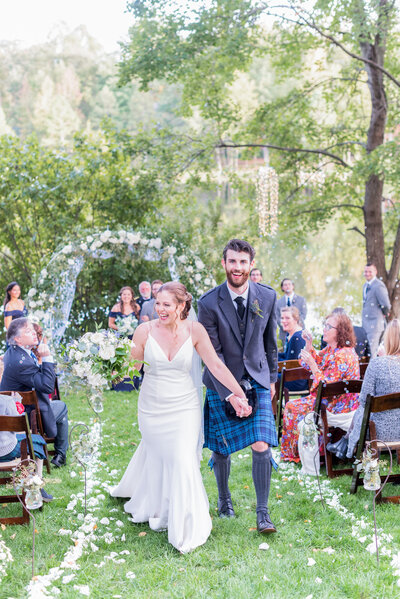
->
[119, 0, 400, 315]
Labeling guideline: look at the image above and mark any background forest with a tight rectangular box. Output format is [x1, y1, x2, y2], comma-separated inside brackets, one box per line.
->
[1, 3, 398, 344]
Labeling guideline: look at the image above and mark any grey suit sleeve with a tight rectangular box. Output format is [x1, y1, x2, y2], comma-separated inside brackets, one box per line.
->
[264, 293, 278, 384]
[300, 297, 307, 321]
[375, 282, 391, 313]
[197, 299, 231, 400]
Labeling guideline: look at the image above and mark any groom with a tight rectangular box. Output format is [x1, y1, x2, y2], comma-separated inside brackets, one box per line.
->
[198, 239, 278, 533]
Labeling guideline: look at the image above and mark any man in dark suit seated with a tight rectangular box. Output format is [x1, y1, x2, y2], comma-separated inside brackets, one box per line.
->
[0, 318, 68, 467]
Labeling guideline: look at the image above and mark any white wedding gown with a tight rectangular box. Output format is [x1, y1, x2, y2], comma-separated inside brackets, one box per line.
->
[111, 333, 212, 553]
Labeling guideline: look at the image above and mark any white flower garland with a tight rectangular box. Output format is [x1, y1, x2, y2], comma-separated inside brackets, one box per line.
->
[0, 535, 13, 583]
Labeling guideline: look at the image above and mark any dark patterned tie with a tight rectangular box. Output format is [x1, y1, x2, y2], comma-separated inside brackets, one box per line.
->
[234, 296, 245, 320]
[287, 297, 291, 307]
[30, 351, 39, 367]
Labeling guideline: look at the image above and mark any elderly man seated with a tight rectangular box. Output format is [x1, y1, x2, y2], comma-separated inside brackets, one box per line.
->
[0, 318, 68, 467]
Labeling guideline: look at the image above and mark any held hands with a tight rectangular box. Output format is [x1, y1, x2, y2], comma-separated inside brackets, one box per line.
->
[229, 395, 252, 418]
[301, 329, 313, 351]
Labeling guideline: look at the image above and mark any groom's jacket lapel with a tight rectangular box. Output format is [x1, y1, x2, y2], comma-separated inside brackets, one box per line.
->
[218, 282, 243, 347]
[244, 281, 259, 349]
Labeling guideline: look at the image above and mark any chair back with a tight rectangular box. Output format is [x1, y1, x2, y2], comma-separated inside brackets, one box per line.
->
[314, 379, 363, 417]
[276, 367, 311, 441]
[359, 362, 369, 378]
[278, 359, 301, 373]
[0, 413, 34, 460]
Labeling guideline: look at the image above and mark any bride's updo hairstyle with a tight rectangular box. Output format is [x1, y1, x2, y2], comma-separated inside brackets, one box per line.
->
[158, 282, 192, 320]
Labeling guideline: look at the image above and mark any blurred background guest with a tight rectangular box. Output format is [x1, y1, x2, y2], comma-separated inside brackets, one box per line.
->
[139, 279, 163, 323]
[280, 312, 359, 462]
[4, 282, 27, 331]
[250, 268, 262, 283]
[136, 281, 152, 312]
[278, 306, 307, 392]
[276, 278, 307, 347]
[108, 286, 140, 339]
[362, 263, 391, 357]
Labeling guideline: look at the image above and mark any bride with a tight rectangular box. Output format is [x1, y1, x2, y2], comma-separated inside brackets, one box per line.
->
[111, 281, 251, 553]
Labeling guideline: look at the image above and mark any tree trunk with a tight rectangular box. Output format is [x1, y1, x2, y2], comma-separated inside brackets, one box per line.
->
[359, 17, 399, 313]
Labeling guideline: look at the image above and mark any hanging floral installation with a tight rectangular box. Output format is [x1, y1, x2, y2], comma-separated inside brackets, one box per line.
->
[256, 166, 279, 237]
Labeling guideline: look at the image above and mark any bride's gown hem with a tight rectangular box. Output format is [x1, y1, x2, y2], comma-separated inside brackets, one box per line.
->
[111, 334, 212, 554]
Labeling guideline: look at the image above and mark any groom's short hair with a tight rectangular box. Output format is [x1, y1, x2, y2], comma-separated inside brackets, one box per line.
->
[223, 239, 255, 262]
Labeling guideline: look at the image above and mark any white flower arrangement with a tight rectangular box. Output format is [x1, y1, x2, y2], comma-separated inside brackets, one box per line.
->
[0, 535, 13, 581]
[115, 314, 138, 338]
[67, 329, 138, 389]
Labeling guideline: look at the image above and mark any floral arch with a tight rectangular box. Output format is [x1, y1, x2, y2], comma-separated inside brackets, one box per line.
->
[26, 229, 216, 346]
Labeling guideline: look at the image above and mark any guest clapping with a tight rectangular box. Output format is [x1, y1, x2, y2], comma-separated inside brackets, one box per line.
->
[0, 318, 69, 468]
[3, 282, 27, 330]
[280, 312, 360, 462]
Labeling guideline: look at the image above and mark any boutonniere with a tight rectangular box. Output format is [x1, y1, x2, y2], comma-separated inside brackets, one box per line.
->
[250, 299, 263, 319]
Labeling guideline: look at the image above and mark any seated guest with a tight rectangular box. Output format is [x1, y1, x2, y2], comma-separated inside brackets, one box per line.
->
[108, 287, 140, 339]
[278, 306, 308, 392]
[320, 307, 370, 358]
[0, 392, 53, 502]
[0, 318, 68, 468]
[280, 312, 360, 462]
[328, 319, 400, 459]
[139, 279, 163, 323]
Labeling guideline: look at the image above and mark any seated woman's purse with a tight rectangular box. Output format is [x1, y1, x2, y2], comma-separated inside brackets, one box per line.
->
[224, 379, 258, 421]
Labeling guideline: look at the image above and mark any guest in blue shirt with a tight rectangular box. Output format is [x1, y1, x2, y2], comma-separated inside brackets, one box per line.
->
[278, 306, 308, 392]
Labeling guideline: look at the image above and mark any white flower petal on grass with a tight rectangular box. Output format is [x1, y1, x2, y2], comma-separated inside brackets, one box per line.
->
[259, 543, 269, 550]
[262, 575, 270, 581]
[100, 517, 110, 525]
[121, 534, 126, 542]
[115, 520, 124, 528]
[90, 543, 99, 552]
[62, 574, 76, 584]
[307, 558, 316, 566]
[58, 529, 73, 536]
[315, 577, 322, 584]
[126, 572, 136, 580]
[322, 547, 335, 554]
[73, 585, 90, 596]
[305, 595, 313, 599]
[70, 471, 77, 478]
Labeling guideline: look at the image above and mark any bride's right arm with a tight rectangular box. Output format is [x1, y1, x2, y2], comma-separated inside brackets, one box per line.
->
[130, 323, 148, 362]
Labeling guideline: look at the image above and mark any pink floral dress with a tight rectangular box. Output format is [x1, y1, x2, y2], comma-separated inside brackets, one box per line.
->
[280, 346, 360, 462]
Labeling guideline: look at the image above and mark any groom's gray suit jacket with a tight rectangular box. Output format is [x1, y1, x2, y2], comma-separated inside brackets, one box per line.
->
[198, 280, 278, 401]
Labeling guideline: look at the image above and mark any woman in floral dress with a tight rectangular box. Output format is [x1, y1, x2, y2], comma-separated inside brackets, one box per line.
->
[280, 312, 360, 462]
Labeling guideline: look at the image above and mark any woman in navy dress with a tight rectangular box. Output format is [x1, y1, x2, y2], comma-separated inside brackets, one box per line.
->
[278, 306, 308, 392]
[109, 286, 140, 391]
[3, 282, 27, 330]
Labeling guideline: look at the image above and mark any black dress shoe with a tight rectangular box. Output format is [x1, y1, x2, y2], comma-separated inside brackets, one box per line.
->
[51, 454, 66, 468]
[257, 510, 277, 533]
[326, 436, 348, 459]
[218, 497, 235, 518]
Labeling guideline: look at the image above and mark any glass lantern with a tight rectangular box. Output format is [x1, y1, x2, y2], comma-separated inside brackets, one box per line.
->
[90, 391, 104, 414]
[363, 460, 381, 491]
[302, 413, 319, 450]
[25, 488, 43, 510]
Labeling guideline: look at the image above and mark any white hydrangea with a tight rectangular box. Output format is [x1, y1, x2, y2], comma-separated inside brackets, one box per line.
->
[80, 243, 88, 251]
[195, 259, 205, 270]
[98, 345, 115, 360]
[62, 244, 73, 255]
[194, 273, 202, 282]
[149, 237, 162, 249]
[167, 246, 177, 255]
[177, 255, 187, 263]
[100, 231, 111, 243]
[28, 288, 37, 297]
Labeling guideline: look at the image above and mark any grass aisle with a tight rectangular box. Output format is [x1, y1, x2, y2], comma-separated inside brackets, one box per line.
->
[1, 389, 400, 598]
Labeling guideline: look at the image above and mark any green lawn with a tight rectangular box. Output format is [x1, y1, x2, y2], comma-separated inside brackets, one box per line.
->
[1, 388, 399, 599]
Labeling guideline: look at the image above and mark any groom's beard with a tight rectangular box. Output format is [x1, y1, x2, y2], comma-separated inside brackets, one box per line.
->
[225, 269, 250, 288]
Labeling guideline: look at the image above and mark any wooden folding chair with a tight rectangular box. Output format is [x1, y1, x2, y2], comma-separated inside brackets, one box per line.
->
[0, 413, 34, 525]
[276, 366, 311, 442]
[314, 379, 363, 478]
[350, 392, 400, 502]
[1, 391, 52, 473]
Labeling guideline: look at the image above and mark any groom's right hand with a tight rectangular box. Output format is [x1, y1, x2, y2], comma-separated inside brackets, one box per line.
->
[229, 395, 252, 418]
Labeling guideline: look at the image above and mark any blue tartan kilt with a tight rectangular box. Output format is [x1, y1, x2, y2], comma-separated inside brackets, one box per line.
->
[204, 380, 278, 457]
